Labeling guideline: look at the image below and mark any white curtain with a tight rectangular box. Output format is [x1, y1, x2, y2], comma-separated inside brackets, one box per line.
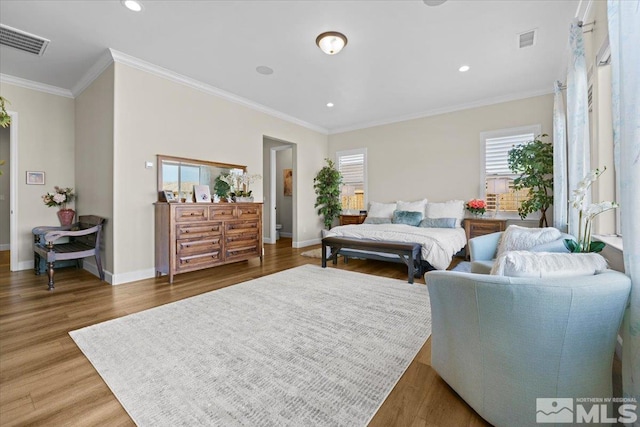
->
[608, 0, 640, 417]
[553, 81, 568, 232]
[566, 18, 591, 237]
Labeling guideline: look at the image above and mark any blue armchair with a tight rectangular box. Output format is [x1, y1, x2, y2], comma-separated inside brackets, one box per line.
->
[425, 269, 630, 427]
[468, 230, 576, 274]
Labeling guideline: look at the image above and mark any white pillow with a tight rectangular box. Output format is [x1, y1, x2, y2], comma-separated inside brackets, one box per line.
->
[496, 225, 562, 258]
[425, 200, 465, 227]
[368, 201, 397, 219]
[397, 199, 428, 217]
[490, 251, 608, 278]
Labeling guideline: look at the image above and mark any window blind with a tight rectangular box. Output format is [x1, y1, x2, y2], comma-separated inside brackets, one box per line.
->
[338, 153, 365, 185]
[485, 133, 535, 176]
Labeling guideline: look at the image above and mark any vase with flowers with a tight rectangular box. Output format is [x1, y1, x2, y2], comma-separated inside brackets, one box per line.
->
[466, 199, 487, 217]
[564, 166, 618, 253]
[42, 186, 76, 225]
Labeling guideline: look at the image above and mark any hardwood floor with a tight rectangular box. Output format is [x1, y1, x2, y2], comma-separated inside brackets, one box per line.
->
[0, 242, 488, 426]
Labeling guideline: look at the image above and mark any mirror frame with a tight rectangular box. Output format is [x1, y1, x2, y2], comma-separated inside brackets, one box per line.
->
[157, 154, 247, 201]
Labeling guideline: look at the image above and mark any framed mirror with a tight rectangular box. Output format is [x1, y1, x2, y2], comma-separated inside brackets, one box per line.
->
[157, 155, 246, 202]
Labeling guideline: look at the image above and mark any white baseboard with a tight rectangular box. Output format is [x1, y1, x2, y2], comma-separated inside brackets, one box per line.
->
[280, 232, 292, 238]
[0, 244, 9, 251]
[293, 238, 321, 248]
[264, 237, 275, 244]
[111, 268, 156, 285]
[17, 260, 34, 271]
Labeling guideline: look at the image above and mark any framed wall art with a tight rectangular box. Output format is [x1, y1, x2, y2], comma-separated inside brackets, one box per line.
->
[26, 171, 45, 185]
[283, 168, 293, 196]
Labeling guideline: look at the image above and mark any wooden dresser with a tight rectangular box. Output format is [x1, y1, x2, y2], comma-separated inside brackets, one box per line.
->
[155, 202, 263, 283]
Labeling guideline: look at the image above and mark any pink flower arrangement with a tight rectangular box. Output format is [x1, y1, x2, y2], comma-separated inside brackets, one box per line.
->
[465, 199, 486, 216]
[42, 186, 75, 210]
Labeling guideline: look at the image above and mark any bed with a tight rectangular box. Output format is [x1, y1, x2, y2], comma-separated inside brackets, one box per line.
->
[324, 223, 466, 270]
[320, 199, 468, 281]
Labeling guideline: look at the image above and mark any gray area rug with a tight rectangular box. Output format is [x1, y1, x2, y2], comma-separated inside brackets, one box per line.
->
[300, 248, 323, 258]
[70, 265, 431, 426]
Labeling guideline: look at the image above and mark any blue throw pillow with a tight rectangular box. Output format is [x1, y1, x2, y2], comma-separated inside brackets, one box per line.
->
[419, 217, 457, 228]
[392, 210, 423, 226]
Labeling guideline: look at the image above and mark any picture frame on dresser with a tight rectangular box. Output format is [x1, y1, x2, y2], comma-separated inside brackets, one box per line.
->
[193, 185, 211, 203]
[163, 190, 177, 203]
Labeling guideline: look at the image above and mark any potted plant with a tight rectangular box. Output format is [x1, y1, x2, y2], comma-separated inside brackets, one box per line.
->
[313, 158, 342, 230]
[214, 174, 231, 201]
[508, 134, 553, 227]
[42, 186, 76, 225]
[0, 96, 10, 176]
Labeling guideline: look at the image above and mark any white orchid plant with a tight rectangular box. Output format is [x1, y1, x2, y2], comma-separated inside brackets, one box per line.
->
[564, 166, 619, 253]
[219, 172, 262, 197]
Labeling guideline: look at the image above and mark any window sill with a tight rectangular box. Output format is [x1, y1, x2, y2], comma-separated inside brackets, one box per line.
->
[593, 234, 623, 252]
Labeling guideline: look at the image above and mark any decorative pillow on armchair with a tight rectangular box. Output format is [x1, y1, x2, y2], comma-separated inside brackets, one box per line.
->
[496, 225, 562, 258]
[490, 251, 608, 278]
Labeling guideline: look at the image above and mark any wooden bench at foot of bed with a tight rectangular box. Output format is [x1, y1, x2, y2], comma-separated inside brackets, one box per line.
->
[321, 236, 424, 284]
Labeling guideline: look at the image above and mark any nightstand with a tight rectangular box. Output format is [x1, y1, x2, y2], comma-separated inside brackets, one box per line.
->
[340, 214, 367, 226]
[463, 217, 507, 260]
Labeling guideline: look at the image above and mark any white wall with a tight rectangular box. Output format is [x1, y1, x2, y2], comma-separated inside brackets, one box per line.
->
[0, 126, 9, 248]
[329, 94, 554, 208]
[0, 83, 75, 269]
[112, 62, 327, 282]
[75, 64, 115, 275]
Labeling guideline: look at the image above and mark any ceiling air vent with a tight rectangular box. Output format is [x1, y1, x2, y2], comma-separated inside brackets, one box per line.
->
[0, 24, 49, 56]
[518, 29, 536, 49]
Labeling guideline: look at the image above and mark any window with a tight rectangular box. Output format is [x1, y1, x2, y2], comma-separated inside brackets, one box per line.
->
[336, 148, 367, 212]
[480, 125, 541, 216]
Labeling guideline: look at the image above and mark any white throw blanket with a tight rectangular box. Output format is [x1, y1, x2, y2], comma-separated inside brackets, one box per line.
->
[325, 224, 467, 270]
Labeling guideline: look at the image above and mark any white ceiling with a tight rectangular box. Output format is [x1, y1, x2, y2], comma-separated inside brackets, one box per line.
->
[0, 0, 580, 134]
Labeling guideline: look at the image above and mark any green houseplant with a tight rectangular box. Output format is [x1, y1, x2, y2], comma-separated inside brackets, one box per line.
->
[0, 96, 10, 176]
[508, 134, 554, 227]
[313, 158, 343, 230]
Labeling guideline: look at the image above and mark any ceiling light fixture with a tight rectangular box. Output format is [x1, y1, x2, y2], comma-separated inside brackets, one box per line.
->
[459, 65, 470, 72]
[423, 0, 448, 6]
[256, 65, 274, 75]
[316, 32, 348, 55]
[326, 102, 334, 108]
[122, 0, 143, 12]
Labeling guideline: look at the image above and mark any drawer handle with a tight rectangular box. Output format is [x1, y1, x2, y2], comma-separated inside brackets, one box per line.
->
[190, 212, 196, 216]
[185, 230, 189, 233]
[185, 259, 189, 263]
[184, 244, 190, 248]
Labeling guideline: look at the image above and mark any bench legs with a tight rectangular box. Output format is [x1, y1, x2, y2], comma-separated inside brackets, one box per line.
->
[47, 262, 55, 291]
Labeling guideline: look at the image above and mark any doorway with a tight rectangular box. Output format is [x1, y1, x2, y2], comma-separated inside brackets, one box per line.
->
[262, 137, 295, 245]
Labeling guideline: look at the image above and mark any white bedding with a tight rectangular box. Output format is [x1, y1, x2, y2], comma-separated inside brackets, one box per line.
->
[325, 224, 467, 270]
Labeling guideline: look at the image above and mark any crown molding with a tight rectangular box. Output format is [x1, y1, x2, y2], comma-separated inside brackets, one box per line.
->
[0, 74, 73, 98]
[328, 88, 554, 135]
[71, 49, 115, 97]
[108, 49, 328, 135]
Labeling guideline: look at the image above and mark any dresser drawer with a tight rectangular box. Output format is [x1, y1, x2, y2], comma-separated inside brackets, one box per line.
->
[237, 205, 260, 219]
[225, 220, 259, 234]
[225, 231, 259, 247]
[469, 221, 503, 235]
[176, 251, 223, 271]
[226, 244, 260, 261]
[177, 237, 222, 256]
[174, 206, 208, 222]
[176, 222, 223, 239]
[210, 205, 237, 220]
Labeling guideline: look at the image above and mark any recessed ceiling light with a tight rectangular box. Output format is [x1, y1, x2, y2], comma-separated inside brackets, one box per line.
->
[459, 65, 470, 72]
[326, 102, 334, 108]
[122, 0, 143, 12]
[316, 32, 348, 55]
[423, 0, 448, 5]
[256, 65, 274, 75]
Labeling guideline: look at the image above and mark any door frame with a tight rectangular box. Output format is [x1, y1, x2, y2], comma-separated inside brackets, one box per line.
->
[8, 111, 18, 271]
[268, 144, 293, 244]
